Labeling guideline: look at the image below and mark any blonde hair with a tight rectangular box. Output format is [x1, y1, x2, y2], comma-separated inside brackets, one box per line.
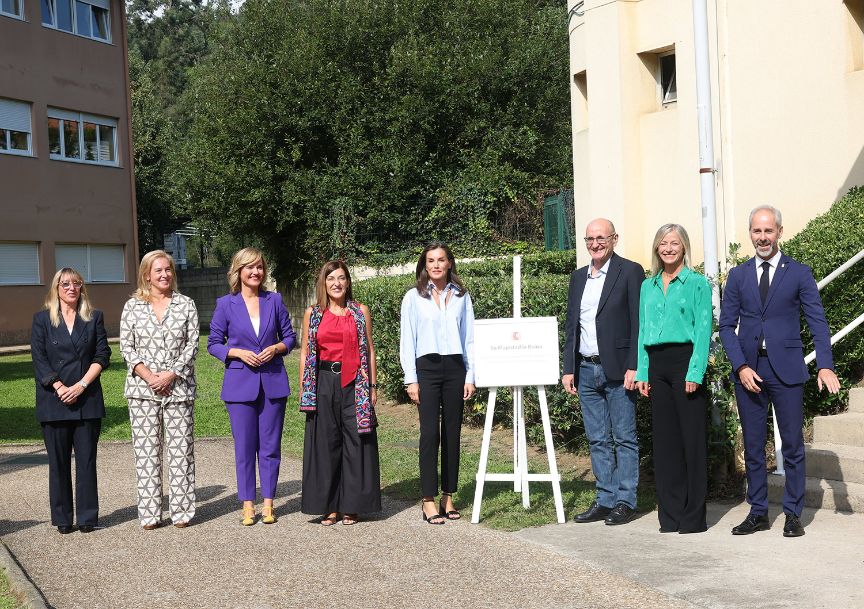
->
[649, 223, 693, 276]
[44, 268, 93, 327]
[227, 247, 267, 294]
[132, 250, 178, 301]
[315, 260, 353, 309]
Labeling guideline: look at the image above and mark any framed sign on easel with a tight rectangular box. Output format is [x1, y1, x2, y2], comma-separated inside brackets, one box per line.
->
[470, 256, 565, 524]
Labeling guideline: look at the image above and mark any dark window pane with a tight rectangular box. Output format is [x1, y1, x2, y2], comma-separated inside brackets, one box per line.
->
[83, 122, 97, 160]
[48, 118, 61, 155]
[660, 54, 676, 103]
[41, 0, 54, 24]
[92, 6, 108, 40]
[63, 119, 79, 159]
[0, 129, 7, 151]
[56, 0, 72, 31]
[74, 0, 91, 37]
[10, 130, 28, 151]
[98, 124, 115, 162]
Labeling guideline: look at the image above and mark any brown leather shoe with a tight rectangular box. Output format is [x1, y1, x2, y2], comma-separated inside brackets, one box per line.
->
[142, 523, 159, 531]
[174, 522, 189, 528]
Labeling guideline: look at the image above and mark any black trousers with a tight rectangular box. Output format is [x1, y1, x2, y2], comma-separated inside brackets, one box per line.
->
[417, 354, 465, 498]
[301, 366, 381, 515]
[647, 343, 708, 533]
[41, 418, 102, 527]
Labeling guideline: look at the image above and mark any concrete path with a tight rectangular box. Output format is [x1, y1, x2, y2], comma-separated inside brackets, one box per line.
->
[0, 440, 690, 609]
[517, 499, 864, 609]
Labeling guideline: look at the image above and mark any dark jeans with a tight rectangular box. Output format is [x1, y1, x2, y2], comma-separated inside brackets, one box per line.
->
[42, 418, 102, 527]
[417, 354, 465, 497]
[578, 360, 639, 509]
[648, 343, 708, 532]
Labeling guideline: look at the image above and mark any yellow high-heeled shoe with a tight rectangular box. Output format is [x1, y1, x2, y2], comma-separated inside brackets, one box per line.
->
[241, 506, 256, 526]
[261, 505, 277, 525]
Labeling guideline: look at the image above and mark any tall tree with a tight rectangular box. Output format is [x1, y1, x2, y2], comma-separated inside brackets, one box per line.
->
[173, 0, 572, 284]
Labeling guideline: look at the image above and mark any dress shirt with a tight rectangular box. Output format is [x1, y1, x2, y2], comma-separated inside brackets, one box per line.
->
[756, 249, 782, 347]
[635, 266, 713, 384]
[399, 283, 475, 385]
[578, 258, 610, 357]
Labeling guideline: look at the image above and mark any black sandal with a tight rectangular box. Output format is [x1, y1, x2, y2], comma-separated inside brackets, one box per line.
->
[439, 493, 461, 520]
[421, 499, 445, 525]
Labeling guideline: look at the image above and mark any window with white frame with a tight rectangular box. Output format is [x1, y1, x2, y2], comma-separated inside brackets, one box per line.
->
[659, 52, 677, 105]
[0, 242, 40, 285]
[47, 108, 118, 165]
[0, 98, 33, 156]
[41, 0, 110, 42]
[1, 0, 23, 19]
[55, 244, 125, 282]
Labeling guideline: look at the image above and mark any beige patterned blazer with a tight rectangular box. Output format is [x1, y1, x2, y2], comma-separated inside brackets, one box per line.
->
[120, 292, 199, 401]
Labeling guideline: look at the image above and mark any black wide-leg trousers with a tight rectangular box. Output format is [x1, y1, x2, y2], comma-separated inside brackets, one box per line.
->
[42, 418, 102, 527]
[647, 343, 708, 533]
[301, 368, 382, 515]
[417, 354, 465, 498]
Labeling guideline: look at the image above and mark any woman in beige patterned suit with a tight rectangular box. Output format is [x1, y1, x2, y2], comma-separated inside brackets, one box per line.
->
[120, 250, 199, 529]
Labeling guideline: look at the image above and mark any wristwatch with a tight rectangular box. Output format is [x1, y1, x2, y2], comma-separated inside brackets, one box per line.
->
[78, 381, 88, 389]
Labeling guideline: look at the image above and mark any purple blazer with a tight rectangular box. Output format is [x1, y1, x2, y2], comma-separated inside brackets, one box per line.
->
[208, 290, 297, 403]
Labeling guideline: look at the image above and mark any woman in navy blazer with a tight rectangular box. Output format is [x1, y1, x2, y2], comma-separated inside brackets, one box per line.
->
[208, 247, 297, 525]
[31, 268, 111, 534]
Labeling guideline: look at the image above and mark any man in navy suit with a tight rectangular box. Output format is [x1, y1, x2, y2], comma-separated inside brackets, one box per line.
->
[562, 218, 645, 525]
[719, 205, 840, 537]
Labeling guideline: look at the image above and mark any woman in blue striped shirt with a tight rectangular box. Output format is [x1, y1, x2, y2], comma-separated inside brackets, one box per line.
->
[400, 242, 476, 524]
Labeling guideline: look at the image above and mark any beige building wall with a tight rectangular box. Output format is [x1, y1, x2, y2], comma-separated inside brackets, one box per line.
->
[568, 0, 864, 270]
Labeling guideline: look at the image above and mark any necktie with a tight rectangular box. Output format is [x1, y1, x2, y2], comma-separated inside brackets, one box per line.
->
[759, 261, 770, 305]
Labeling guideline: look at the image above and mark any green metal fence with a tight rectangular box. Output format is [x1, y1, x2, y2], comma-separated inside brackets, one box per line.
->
[543, 190, 574, 251]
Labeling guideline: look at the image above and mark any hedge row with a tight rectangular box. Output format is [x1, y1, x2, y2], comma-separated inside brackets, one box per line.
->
[354, 188, 864, 466]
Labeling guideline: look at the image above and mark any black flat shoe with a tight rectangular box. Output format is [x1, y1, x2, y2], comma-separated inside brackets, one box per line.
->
[604, 503, 637, 526]
[78, 525, 95, 533]
[57, 525, 75, 534]
[573, 501, 613, 523]
[731, 513, 770, 535]
[783, 513, 805, 537]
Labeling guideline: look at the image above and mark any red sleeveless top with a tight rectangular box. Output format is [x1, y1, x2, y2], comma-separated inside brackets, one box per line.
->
[317, 309, 360, 387]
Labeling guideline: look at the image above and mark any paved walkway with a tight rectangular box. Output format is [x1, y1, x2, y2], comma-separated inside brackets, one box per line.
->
[2, 439, 863, 609]
[0, 440, 689, 609]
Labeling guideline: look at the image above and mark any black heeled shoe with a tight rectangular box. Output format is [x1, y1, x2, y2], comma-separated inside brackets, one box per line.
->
[421, 499, 445, 525]
[439, 493, 461, 520]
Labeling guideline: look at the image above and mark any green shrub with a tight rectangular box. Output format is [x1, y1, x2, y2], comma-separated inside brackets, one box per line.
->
[782, 186, 864, 416]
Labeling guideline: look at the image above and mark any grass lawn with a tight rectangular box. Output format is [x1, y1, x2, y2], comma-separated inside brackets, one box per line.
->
[0, 569, 23, 609]
[0, 339, 656, 530]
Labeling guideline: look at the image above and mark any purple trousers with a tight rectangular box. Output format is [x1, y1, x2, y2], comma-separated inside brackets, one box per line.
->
[226, 390, 287, 501]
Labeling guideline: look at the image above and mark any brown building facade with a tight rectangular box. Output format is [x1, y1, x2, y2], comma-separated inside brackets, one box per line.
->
[0, 0, 137, 345]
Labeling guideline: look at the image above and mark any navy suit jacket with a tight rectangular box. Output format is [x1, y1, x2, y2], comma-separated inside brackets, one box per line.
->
[30, 309, 111, 423]
[207, 290, 297, 403]
[718, 254, 834, 386]
[562, 253, 645, 381]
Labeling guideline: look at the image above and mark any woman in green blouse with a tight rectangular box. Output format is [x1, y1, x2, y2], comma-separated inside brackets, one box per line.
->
[635, 224, 713, 534]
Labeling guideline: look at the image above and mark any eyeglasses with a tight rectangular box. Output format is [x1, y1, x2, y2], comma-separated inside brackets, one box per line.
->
[583, 235, 616, 245]
[59, 281, 83, 289]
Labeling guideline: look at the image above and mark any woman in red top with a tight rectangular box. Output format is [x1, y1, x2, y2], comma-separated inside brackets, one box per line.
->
[299, 260, 381, 525]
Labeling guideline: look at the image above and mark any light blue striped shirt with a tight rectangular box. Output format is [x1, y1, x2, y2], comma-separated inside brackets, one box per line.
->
[399, 284, 475, 385]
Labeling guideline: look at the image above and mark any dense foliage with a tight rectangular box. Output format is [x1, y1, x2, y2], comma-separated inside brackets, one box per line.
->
[169, 0, 572, 283]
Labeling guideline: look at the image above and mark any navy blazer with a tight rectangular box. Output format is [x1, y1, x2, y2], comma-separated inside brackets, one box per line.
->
[719, 254, 834, 386]
[31, 309, 111, 423]
[562, 253, 645, 381]
[207, 290, 297, 403]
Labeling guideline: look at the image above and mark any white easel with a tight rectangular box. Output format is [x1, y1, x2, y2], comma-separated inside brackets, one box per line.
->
[470, 256, 565, 524]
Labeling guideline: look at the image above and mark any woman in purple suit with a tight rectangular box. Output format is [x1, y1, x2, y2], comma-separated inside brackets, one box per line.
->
[208, 248, 297, 525]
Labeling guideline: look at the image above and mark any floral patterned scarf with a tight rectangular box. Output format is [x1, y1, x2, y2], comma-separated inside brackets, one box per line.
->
[300, 301, 376, 433]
